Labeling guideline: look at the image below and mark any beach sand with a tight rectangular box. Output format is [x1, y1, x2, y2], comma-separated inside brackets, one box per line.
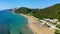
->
[20, 14, 55, 34]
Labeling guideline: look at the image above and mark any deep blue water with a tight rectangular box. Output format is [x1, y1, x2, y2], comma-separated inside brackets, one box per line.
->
[0, 10, 33, 34]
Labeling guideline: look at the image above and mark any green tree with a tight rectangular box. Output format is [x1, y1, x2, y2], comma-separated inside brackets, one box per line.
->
[55, 29, 60, 34]
[15, 7, 31, 14]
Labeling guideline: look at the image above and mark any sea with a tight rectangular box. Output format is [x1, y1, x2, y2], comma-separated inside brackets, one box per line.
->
[0, 10, 33, 34]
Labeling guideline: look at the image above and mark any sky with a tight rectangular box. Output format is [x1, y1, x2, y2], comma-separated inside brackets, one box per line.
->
[0, 0, 60, 10]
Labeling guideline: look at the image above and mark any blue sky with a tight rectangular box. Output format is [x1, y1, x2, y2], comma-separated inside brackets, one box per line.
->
[0, 0, 60, 10]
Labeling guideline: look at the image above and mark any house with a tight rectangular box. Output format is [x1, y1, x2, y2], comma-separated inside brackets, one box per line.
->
[52, 19, 58, 23]
[43, 18, 50, 20]
[43, 18, 59, 24]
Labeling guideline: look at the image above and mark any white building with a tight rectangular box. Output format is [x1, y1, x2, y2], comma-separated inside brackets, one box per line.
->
[43, 18, 50, 21]
[43, 18, 59, 24]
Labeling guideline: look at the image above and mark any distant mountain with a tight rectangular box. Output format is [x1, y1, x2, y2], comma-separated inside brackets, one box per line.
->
[15, 4, 60, 20]
[0, 9, 13, 13]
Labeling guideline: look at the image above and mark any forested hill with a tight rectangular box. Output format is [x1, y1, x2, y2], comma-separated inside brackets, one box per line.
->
[15, 4, 60, 20]
[15, 7, 31, 14]
[32, 4, 60, 20]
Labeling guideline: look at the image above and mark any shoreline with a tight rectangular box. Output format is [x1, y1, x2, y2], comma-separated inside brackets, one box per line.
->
[20, 14, 55, 34]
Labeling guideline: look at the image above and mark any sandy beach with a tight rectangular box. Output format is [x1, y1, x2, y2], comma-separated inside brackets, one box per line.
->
[20, 14, 55, 34]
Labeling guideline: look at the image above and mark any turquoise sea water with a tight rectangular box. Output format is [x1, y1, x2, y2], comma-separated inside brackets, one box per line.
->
[0, 10, 33, 34]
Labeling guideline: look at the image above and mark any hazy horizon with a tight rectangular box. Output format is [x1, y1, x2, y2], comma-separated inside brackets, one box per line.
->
[0, 0, 60, 10]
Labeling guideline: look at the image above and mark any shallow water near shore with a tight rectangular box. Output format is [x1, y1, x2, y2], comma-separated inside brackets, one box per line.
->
[0, 10, 33, 34]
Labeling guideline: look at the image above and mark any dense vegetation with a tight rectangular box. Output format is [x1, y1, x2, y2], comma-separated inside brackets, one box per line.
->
[15, 4, 60, 34]
[55, 29, 60, 34]
[15, 4, 60, 20]
[15, 7, 31, 14]
[56, 24, 60, 29]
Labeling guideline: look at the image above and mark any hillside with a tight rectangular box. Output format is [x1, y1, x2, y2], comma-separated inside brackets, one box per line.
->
[32, 4, 60, 20]
[15, 4, 60, 34]
[15, 4, 60, 20]
[15, 7, 31, 14]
